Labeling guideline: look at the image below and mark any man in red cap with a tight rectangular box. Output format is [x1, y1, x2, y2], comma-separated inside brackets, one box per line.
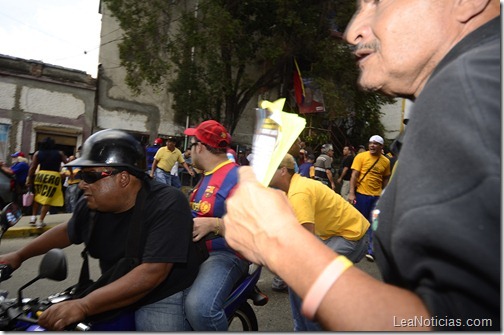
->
[183, 120, 249, 331]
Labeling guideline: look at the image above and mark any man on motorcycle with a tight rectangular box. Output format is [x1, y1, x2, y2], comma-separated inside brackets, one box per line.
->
[0, 129, 205, 331]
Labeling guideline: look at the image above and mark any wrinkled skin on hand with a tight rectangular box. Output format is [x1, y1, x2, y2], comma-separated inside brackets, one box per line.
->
[223, 166, 298, 266]
[38, 299, 87, 331]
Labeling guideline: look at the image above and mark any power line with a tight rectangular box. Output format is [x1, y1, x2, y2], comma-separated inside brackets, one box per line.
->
[0, 10, 90, 49]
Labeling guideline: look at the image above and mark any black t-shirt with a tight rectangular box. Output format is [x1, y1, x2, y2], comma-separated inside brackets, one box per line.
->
[374, 18, 500, 330]
[67, 178, 204, 306]
[339, 155, 354, 181]
[38, 149, 63, 171]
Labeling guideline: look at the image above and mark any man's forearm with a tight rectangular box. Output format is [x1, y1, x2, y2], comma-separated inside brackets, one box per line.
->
[349, 171, 359, 195]
[338, 167, 349, 181]
[80, 262, 172, 316]
[151, 161, 158, 176]
[18, 224, 71, 263]
[183, 162, 193, 174]
[326, 170, 334, 184]
[382, 176, 390, 189]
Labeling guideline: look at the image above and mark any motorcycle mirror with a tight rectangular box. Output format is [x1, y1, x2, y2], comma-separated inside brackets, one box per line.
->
[1, 202, 22, 228]
[39, 248, 68, 281]
[18, 249, 68, 307]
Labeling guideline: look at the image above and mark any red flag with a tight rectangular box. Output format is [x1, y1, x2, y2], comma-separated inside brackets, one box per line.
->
[293, 58, 305, 105]
[298, 78, 326, 114]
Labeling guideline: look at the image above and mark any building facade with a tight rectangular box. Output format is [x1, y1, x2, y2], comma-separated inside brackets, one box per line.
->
[0, 54, 96, 162]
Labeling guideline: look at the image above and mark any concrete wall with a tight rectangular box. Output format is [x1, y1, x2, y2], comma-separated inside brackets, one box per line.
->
[97, 3, 188, 144]
[0, 55, 96, 162]
[380, 98, 406, 142]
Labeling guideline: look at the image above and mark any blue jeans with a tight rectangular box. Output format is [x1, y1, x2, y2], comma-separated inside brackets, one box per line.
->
[171, 175, 182, 189]
[289, 235, 368, 331]
[135, 288, 192, 331]
[154, 168, 173, 186]
[64, 184, 81, 213]
[185, 250, 249, 330]
[289, 289, 323, 331]
[354, 192, 380, 255]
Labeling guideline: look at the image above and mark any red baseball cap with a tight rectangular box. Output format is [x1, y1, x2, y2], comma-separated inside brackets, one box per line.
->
[184, 120, 231, 148]
[11, 151, 25, 158]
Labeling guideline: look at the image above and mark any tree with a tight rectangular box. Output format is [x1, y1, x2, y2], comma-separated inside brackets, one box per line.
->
[103, 0, 392, 139]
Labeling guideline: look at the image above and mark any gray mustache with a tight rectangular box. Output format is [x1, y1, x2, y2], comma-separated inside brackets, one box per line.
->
[349, 41, 380, 53]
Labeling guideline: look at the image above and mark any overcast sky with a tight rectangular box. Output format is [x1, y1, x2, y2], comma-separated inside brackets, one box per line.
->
[0, 0, 102, 77]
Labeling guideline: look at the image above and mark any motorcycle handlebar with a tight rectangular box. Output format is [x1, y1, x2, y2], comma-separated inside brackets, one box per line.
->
[0, 264, 13, 282]
[73, 322, 91, 331]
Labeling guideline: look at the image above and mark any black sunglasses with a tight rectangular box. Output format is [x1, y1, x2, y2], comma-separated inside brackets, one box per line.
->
[81, 169, 121, 184]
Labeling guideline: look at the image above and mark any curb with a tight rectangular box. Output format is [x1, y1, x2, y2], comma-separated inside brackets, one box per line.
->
[3, 225, 57, 239]
[2, 213, 72, 239]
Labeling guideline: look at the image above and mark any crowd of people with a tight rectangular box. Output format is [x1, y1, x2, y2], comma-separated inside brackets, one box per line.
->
[0, 0, 499, 331]
[0, 138, 71, 227]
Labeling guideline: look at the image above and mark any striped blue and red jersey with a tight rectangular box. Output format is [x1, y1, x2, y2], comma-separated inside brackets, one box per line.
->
[189, 160, 239, 253]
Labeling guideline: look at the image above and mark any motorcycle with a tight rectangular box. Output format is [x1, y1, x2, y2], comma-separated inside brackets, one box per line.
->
[0, 250, 268, 331]
[0, 248, 90, 331]
[225, 263, 268, 330]
[0, 202, 268, 331]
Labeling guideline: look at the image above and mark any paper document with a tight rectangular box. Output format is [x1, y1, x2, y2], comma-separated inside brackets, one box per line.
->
[251, 98, 306, 186]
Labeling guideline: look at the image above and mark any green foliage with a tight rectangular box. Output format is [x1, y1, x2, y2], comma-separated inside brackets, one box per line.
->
[303, 130, 330, 151]
[103, 0, 392, 137]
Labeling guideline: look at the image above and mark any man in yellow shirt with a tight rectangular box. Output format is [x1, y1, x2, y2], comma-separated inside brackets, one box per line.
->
[150, 136, 194, 186]
[269, 154, 369, 331]
[348, 135, 391, 262]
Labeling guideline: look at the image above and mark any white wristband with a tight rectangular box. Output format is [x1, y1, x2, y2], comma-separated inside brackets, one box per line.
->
[301, 255, 353, 320]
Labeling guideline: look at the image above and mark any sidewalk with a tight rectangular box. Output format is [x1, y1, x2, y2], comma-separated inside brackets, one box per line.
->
[3, 213, 72, 239]
[4, 186, 195, 239]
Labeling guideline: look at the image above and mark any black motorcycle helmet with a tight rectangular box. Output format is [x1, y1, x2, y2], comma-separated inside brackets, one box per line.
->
[66, 129, 146, 178]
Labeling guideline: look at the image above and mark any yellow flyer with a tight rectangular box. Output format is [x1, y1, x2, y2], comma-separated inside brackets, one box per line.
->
[251, 98, 306, 187]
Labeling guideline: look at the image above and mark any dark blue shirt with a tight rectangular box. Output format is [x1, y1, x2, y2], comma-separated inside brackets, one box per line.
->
[298, 162, 313, 177]
[146, 145, 160, 170]
[11, 161, 29, 185]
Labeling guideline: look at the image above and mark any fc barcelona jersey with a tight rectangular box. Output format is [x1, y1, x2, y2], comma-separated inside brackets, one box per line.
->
[189, 160, 238, 253]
